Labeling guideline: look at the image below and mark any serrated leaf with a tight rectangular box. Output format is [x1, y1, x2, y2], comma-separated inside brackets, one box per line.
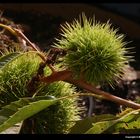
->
[0, 95, 56, 132]
[0, 52, 20, 69]
[70, 114, 116, 134]
[85, 109, 140, 134]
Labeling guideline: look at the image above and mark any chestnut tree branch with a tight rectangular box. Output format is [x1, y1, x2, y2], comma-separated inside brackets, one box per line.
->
[40, 70, 140, 109]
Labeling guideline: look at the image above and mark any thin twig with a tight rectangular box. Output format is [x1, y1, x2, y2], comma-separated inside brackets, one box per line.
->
[13, 28, 47, 62]
[0, 24, 46, 61]
[0, 23, 17, 36]
[14, 29, 40, 52]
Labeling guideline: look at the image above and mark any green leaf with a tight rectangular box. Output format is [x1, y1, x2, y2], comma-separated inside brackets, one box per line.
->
[70, 114, 116, 134]
[85, 109, 140, 134]
[0, 52, 20, 69]
[85, 120, 116, 134]
[0, 95, 56, 132]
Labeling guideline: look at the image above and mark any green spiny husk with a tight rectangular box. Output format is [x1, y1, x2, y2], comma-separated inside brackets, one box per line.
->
[53, 14, 133, 86]
[0, 52, 81, 134]
[30, 81, 81, 134]
[0, 52, 42, 106]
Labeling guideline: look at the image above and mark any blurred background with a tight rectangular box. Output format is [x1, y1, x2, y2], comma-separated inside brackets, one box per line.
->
[0, 3, 140, 116]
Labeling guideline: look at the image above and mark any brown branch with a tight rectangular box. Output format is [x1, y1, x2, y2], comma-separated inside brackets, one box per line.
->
[40, 70, 140, 109]
[40, 70, 72, 83]
[65, 78, 140, 109]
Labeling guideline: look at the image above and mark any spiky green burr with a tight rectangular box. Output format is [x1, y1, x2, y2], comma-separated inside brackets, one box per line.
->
[0, 53, 81, 134]
[54, 14, 132, 85]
